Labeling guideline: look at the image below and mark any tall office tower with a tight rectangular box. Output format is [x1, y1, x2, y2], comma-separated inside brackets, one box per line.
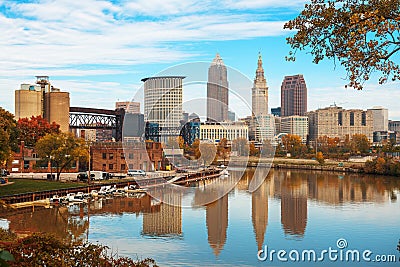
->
[116, 101, 140, 114]
[281, 74, 307, 116]
[252, 53, 269, 116]
[207, 53, 229, 122]
[142, 76, 184, 141]
[368, 106, 388, 132]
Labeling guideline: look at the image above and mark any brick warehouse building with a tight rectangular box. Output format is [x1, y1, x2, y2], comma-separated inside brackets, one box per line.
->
[90, 141, 163, 173]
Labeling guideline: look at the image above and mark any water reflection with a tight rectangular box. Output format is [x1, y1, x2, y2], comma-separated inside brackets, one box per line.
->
[206, 194, 228, 256]
[142, 193, 182, 237]
[0, 169, 399, 266]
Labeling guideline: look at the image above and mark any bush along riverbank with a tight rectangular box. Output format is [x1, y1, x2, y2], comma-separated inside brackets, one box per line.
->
[0, 229, 158, 267]
[364, 157, 400, 176]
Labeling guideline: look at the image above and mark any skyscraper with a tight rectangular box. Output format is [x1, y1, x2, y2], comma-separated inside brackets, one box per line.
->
[251, 53, 275, 142]
[142, 76, 184, 141]
[207, 53, 229, 122]
[281, 74, 307, 117]
[252, 53, 268, 116]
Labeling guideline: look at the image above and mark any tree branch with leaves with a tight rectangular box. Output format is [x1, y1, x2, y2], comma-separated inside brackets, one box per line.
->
[285, 0, 400, 89]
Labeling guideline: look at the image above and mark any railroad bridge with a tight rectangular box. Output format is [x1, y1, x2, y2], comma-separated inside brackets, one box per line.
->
[69, 107, 125, 141]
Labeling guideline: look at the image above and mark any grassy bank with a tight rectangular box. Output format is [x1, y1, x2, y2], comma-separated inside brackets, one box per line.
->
[0, 179, 85, 197]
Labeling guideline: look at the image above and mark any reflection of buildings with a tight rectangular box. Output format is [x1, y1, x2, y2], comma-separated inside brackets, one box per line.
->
[252, 177, 269, 250]
[2, 206, 88, 243]
[275, 172, 308, 237]
[206, 194, 228, 256]
[142, 194, 182, 236]
[307, 174, 389, 204]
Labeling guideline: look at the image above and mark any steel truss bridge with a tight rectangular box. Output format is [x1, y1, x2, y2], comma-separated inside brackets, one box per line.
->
[69, 107, 125, 141]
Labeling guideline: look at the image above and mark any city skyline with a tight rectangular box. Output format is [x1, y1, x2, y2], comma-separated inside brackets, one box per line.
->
[1, 1, 400, 120]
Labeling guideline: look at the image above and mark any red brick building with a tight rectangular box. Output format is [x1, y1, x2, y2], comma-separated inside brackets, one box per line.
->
[90, 141, 163, 173]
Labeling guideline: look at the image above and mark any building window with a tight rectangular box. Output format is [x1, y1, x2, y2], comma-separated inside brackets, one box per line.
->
[350, 112, 355, 126]
[102, 164, 106, 171]
[121, 153, 125, 159]
[109, 164, 113, 170]
[129, 153, 134, 159]
[109, 153, 114, 160]
[102, 153, 107, 160]
[121, 164, 126, 171]
[361, 112, 366, 126]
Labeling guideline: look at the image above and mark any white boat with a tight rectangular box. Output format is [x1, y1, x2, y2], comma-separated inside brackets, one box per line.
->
[50, 195, 62, 203]
[220, 169, 230, 177]
[90, 190, 99, 197]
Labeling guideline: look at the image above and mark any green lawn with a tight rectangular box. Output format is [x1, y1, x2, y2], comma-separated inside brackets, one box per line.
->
[0, 179, 86, 197]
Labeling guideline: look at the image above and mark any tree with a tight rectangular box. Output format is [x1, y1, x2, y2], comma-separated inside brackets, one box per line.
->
[0, 108, 18, 167]
[17, 116, 60, 147]
[35, 133, 88, 181]
[199, 142, 217, 167]
[316, 151, 325, 165]
[285, 0, 400, 90]
[350, 134, 370, 154]
[216, 138, 230, 164]
[281, 134, 307, 157]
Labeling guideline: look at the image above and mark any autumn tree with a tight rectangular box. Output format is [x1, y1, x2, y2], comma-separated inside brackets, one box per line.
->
[316, 151, 325, 165]
[216, 138, 230, 164]
[285, 0, 400, 89]
[0, 108, 18, 167]
[350, 134, 371, 154]
[35, 133, 88, 181]
[199, 142, 217, 167]
[281, 134, 307, 157]
[17, 116, 60, 147]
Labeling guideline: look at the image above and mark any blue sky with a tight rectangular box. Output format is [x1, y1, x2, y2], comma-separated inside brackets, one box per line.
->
[1, 0, 400, 119]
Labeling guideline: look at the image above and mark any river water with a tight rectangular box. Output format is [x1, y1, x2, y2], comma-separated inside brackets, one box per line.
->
[1, 168, 399, 266]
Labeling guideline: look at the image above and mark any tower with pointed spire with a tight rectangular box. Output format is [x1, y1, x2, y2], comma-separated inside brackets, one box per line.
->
[207, 53, 229, 122]
[252, 52, 269, 116]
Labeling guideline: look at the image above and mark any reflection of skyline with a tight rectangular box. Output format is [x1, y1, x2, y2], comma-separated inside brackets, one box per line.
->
[206, 194, 228, 256]
[251, 176, 269, 250]
[0, 168, 398, 263]
[142, 193, 182, 237]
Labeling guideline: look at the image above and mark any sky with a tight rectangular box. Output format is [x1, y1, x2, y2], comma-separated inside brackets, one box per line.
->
[1, 0, 400, 119]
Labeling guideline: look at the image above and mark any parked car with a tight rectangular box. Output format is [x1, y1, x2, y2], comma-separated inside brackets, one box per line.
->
[0, 169, 9, 177]
[77, 172, 89, 182]
[88, 171, 110, 180]
[127, 169, 146, 176]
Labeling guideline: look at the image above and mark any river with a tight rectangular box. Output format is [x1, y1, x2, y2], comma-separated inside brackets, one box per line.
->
[0, 168, 399, 266]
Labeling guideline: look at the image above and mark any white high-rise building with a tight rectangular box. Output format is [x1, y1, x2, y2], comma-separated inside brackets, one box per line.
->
[142, 76, 184, 139]
[368, 106, 388, 132]
[252, 53, 268, 117]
